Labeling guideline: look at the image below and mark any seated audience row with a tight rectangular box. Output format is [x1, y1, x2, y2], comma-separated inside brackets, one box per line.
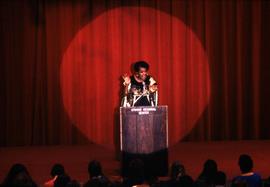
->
[0, 154, 267, 187]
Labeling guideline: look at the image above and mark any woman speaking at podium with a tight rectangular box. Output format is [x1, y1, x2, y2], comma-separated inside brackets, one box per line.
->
[120, 61, 168, 178]
[122, 61, 158, 107]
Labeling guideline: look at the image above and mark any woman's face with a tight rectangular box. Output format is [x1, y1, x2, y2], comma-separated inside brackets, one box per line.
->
[137, 67, 148, 81]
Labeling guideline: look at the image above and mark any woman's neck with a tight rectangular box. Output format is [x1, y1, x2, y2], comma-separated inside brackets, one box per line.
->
[134, 75, 144, 83]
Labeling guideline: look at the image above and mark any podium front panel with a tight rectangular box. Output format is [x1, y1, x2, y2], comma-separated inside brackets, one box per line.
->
[120, 106, 168, 176]
[120, 106, 168, 154]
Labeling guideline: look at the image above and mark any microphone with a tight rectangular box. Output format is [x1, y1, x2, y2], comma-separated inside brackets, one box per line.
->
[142, 81, 146, 92]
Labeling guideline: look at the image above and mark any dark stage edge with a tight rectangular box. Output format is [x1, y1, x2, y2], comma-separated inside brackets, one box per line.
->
[1, 140, 270, 185]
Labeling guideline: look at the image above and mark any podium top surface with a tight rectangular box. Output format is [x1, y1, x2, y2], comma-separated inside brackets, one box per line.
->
[120, 105, 168, 109]
[120, 106, 168, 115]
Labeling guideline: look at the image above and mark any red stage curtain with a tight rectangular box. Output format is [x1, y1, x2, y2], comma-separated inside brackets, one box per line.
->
[0, 0, 270, 149]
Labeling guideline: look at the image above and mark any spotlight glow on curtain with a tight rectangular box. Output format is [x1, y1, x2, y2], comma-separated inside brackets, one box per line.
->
[61, 7, 210, 149]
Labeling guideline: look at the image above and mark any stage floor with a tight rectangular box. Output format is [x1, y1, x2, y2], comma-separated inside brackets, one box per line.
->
[1, 140, 270, 185]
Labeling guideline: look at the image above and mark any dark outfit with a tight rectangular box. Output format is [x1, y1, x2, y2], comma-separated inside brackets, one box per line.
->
[129, 75, 154, 106]
[232, 173, 262, 187]
[83, 175, 110, 187]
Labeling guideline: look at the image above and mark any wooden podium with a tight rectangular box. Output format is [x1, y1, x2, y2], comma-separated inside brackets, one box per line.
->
[120, 106, 168, 177]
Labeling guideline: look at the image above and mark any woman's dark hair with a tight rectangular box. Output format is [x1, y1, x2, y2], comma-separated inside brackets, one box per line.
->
[202, 159, 218, 176]
[2, 163, 37, 187]
[3, 163, 29, 182]
[197, 159, 218, 185]
[238, 154, 253, 173]
[133, 61, 149, 72]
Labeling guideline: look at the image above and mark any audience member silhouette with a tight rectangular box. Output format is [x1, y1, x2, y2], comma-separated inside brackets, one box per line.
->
[214, 171, 226, 187]
[232, 154, 262, 187]
[122, 159, 145, 187]
[170, 161, 186, 180]
[1, 154, 269, 187]
[163, 161, 186, 187]
[83, 160, 110, 187]
[44, 163, 65, 187]
[54, 174, 71, 187]
[178, 175, 194, 187]
[66, 180, 81, 187]
[264, 176, 270, 187]
[1, 163, 37, 187]
[196, 159, 218, 187]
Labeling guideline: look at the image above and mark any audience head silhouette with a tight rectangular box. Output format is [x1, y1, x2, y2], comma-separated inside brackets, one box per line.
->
[203, 159, 218, 176]
[238, 154, 253, 174]
[170, 161, 185, 180]
[84, 160, 110, 187]
[51, 164, 65, 177]
[88, 160, 103, 178]
[1, 163, 37, 187]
